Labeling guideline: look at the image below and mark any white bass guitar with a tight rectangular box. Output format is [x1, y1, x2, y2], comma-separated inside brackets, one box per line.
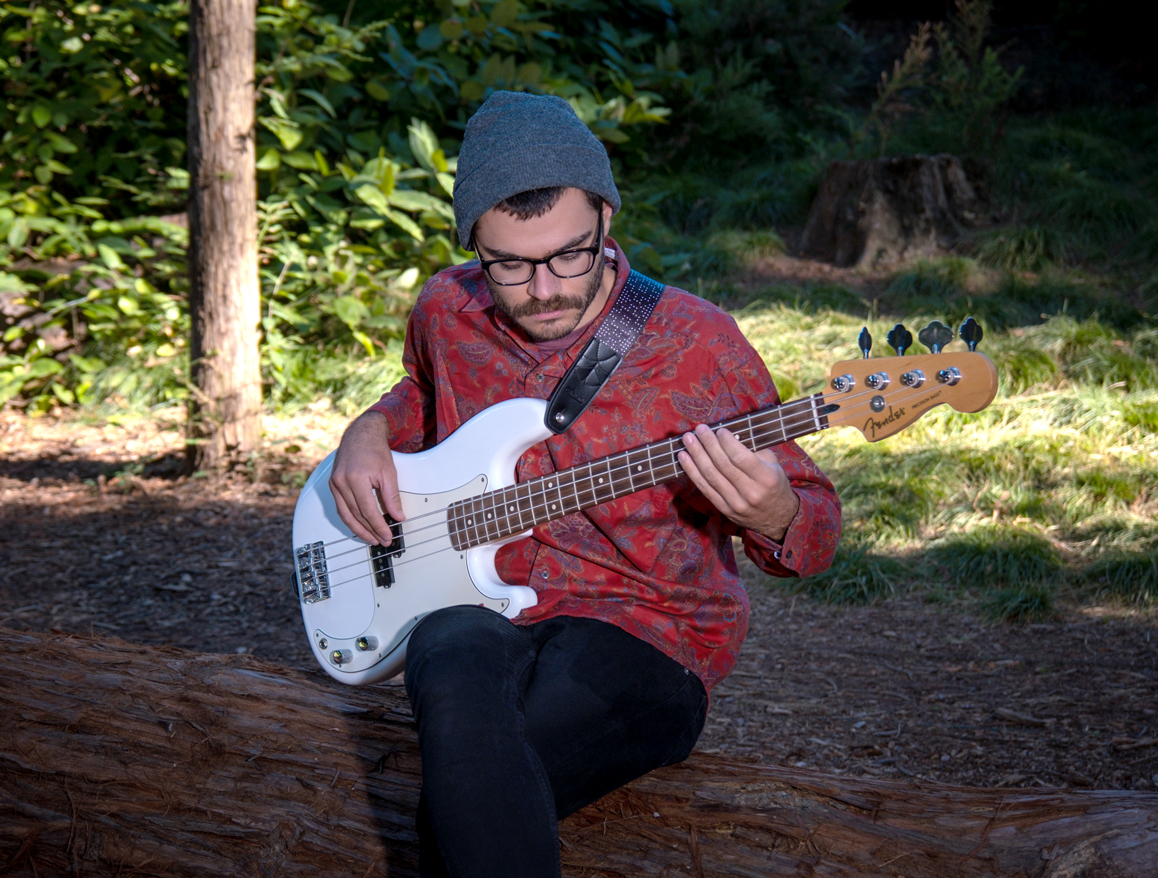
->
[292, 343, 997, 685]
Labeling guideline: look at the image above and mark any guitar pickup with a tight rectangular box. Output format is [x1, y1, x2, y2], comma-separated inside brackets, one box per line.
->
[370, 515, 405, 589]
[295, 541, 330, 603]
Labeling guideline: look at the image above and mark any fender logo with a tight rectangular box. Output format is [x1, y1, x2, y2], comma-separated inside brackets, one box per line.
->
[863, 405, 906, 439]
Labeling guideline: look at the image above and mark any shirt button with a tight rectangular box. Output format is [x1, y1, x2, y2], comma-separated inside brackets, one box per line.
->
[774, 551, 781, 560]
[541, 570, 549, 579]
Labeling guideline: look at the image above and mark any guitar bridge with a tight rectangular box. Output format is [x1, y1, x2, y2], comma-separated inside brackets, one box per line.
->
[295, 541, 330, 603]
[370, 516, 405, 589]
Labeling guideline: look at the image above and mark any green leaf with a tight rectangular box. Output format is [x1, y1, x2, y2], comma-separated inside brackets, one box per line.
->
[354, 184, 391, 213]
[491, 0, 519, 28]
[27, 358, 64, 378]
[98, 243, 126, 270]
[352, 329, 377, 357]
[32, 105, 52, 128]
[256, 149, 281, 170]
[384, 209, 424, 241]
[283, 150, 318, 170]
[299, 88, 336, 118]
[68, 354, 107, 374]
[61, 36, 84, 53]
[34, 165, 54, 184]
[365, 78, 391, 101]
[416, 26, 443, 50]
[45, 131, 78, 154]
[440, 20, 464, 40]
[389, 189, 454, 219]
[261, 117, 304, 151]
[408, 119, 440, 172]
[333, 295, 369, 327]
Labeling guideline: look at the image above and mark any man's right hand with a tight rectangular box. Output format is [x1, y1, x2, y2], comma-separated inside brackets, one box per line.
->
[329, 411, 405, 546]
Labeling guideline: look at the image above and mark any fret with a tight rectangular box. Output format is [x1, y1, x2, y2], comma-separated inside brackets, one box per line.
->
[541, 476, 564, 524]
[453, 394, 840, 550]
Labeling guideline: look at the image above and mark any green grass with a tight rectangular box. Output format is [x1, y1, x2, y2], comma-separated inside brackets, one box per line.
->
[731, 252, 1157, 620]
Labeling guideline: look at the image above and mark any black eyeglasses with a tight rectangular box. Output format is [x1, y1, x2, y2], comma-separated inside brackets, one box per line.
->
[476, 220, 604, 286]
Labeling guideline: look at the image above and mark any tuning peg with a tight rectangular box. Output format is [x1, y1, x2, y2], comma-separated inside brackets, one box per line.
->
[918, 320, 954, 354]
[886, 323, 913, 356]
[858, 327, 872, 359]
[959, 316, 983, 352]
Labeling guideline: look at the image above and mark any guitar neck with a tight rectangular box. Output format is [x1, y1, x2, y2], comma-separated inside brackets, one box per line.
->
[449, 395, 835, 550]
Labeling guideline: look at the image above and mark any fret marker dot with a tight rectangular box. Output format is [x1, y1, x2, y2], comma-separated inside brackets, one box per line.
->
[508, 505, 514, 513]
[486, 513, 492, 519]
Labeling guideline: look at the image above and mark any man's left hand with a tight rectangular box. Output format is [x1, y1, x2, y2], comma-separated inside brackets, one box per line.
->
[677, 424, 800, 542]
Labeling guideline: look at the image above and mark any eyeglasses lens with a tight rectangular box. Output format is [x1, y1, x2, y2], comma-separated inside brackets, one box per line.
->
[486, 250, 596, 285]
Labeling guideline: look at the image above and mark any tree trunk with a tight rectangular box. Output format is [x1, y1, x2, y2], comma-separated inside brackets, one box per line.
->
[186, 0, 261, 472]
[798, 155, 982, 269]
[2, 629, 1156, 878]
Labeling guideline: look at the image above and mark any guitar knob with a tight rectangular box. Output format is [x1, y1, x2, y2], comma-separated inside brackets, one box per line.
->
[901, 369, 925, 388]
[937, 367, 962, 386]
[866, 372, 890, 390]
[831, 373, 855, 392]
[919, 320, 953, 354]
[959, 316, 984, 352]
[887, 324, 912, 356]
[858, 327, 872, 359]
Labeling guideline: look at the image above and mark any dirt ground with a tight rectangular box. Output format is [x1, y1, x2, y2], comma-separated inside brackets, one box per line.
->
[1, 409, 1155, 793]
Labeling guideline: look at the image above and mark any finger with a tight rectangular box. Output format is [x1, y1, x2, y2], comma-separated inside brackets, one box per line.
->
[330, 478, 382, 545]
[679, 430, 744, 514]
[331, 473, 394, 546]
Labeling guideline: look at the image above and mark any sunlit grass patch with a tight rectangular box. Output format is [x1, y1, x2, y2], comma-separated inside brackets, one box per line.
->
[736, 289, 1156, 616]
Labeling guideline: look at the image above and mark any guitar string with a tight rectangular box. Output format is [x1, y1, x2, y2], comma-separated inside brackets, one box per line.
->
[305, 379, 941, 592]
[312, 380, 921, 586]
[309, 395, 832, 579]
[311, 378, 887, 559]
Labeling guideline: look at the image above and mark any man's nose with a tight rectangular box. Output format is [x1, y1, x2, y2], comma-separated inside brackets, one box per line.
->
[526, 261, 562, 299]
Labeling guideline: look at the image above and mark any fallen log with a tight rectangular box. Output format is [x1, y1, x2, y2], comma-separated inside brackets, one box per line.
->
[2, 629, 1155, 878]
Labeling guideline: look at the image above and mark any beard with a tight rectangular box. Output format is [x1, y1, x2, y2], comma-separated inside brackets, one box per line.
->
[487, 263, 605, 342]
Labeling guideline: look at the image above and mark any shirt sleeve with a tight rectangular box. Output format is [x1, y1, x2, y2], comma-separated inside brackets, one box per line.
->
[702, 306, 842, 579]
[740, 441, 842, 579]
[365, 285, 438, 453]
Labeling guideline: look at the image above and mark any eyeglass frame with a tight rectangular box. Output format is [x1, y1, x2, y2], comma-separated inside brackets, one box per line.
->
[473, 219, 605, 287]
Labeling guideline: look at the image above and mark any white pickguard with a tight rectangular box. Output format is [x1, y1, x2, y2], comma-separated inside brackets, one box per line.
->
[292, 398, 551, 685]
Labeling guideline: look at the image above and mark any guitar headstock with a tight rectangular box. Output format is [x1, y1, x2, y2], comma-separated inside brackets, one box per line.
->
[824, 319, 999, 442]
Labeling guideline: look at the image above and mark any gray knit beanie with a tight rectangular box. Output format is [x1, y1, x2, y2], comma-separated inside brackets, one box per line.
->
[453, 91, 621, 248]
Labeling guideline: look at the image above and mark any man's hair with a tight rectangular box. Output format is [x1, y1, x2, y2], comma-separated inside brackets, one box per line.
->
[491, 187, 604, 222]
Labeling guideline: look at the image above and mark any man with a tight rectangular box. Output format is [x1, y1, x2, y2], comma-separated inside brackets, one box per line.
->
[329, 91, 841, 877]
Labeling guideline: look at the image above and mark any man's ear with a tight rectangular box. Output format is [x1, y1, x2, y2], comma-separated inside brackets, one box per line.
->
[601, 201, 614, 238]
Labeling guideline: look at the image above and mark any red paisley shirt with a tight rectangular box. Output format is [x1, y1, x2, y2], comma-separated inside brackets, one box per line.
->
[368, 241, 841, 692]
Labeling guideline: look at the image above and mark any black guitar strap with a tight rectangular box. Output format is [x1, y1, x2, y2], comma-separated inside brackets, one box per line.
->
[544, 269, 665, 434]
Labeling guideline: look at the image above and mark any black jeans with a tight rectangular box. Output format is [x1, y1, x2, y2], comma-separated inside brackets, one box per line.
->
[404, 606, 708, 878]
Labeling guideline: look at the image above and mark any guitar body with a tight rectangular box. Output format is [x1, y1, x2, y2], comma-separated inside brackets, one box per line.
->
[292, 398, 551, 685]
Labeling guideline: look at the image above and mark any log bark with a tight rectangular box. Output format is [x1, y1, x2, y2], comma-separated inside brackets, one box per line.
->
[798, 155, 982, 269]
[186, 0, 262, 471]
[2, 629, 1156, 878]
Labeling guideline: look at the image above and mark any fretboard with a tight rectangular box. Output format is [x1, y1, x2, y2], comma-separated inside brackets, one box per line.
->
[447, 394, 835, 551]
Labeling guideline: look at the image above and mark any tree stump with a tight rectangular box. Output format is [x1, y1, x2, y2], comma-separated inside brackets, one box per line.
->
[2, 628, 1157, 877]
[798, 155, 982, 269]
